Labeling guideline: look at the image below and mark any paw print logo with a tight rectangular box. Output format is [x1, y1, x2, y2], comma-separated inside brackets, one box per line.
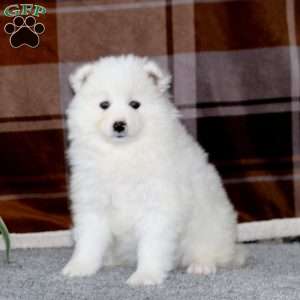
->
[4, 16, 45, 48]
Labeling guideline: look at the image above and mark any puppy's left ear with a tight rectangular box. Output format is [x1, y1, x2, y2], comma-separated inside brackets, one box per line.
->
[69, 63, 94, 93]
[144, 60, 171, 93]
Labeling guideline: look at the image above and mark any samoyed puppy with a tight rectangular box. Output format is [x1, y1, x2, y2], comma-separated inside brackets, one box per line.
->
[62, 55, 244, 285]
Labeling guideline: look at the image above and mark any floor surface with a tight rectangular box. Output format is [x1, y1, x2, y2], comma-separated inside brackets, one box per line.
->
[1, 243, 300, 300]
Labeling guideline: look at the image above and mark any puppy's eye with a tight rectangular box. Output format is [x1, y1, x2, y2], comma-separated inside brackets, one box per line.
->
[99, 101, 110, 110]
[129, 100, 141, 110]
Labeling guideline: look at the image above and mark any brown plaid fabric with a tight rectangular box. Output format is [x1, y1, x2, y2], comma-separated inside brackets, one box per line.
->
[0, 0, 299, 233]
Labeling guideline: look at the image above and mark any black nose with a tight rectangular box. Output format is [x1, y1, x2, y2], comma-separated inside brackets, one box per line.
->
[113, 121, 126, 133]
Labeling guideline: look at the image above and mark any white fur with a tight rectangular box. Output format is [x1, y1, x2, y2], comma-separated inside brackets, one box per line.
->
[62, 55, 244, 286]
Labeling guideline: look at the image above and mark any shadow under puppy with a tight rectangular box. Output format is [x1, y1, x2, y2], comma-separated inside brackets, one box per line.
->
[62, 55, 245, 286]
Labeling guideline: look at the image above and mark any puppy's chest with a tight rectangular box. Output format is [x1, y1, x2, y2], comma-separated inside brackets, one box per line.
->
[104, 182, 147, 236]
[98, 147, 164, 179]
[95, 154, 166, 235]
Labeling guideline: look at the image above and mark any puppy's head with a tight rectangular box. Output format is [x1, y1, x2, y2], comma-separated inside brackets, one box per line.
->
[67, 55, 172, 145]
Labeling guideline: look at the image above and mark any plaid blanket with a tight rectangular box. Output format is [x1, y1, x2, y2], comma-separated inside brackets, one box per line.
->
[0, 0, 299, 233]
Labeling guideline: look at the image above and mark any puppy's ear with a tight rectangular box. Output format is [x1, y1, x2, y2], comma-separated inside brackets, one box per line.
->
[69, 63, 94, 93]
[144, 60, 171, 93]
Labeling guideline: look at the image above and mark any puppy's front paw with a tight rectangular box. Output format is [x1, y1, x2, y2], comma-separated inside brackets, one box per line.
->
[62, 258, 100, 277]
[126, 270, 166, 286]
[187, 263, 216, 275]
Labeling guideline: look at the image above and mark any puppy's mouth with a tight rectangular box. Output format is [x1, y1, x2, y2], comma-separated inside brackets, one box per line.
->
[112, 132, 127, 139]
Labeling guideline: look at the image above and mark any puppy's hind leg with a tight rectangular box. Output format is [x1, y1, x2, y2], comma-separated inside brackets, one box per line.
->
[181, 209, 237, 276]
[181, 163, 239, 275]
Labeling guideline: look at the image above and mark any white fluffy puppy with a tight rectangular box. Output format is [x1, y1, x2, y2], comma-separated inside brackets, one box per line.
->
[62, 55, 244, 286]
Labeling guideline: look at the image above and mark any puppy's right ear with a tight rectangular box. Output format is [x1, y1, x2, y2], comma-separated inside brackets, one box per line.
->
[69, 63, 94, 93]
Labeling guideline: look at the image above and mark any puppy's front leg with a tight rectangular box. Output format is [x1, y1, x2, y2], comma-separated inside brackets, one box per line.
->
[127, 214, 177, 286]
[62, 212, 111, 277]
